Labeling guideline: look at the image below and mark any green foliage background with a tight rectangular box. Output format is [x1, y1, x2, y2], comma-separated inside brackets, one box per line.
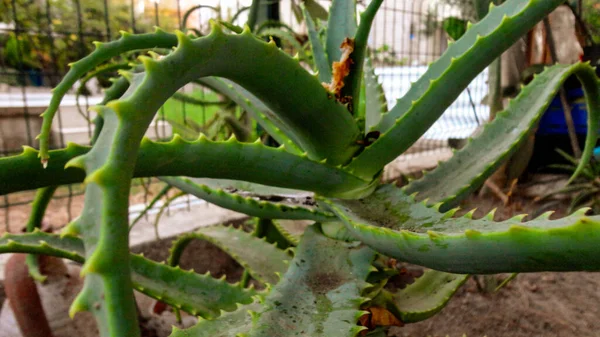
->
[583, 0, 600, 43]
[0, 0, 177, 79]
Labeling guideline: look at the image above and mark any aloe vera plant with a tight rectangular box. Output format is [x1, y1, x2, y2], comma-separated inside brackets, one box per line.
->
[1, 0, 600, 336]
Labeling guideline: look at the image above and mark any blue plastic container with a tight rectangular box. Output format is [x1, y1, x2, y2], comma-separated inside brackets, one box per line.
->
[537, 88, 589, 135]
[27, 70, 43, 87]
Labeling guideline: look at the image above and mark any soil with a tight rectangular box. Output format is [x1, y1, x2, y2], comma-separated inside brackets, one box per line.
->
[390, 272, 600, 337]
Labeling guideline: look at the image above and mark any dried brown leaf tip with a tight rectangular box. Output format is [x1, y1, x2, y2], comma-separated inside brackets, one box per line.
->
[323, 38, 355, 103]
[359, 307, 404, 335]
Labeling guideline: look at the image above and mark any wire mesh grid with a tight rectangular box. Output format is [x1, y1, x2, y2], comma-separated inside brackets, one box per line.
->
[0, 0, 489, 232]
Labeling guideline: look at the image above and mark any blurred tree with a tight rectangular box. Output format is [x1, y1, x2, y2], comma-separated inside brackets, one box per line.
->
[0, 0, 176, 84]
[581, 0, 600, 43]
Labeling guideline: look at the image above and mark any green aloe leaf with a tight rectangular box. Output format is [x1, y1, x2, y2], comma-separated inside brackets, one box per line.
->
[75, 62, 131, 118]
[254, 219, 295, 250]
[248, 225, 376, 337]
[0, 231, 85, 262]
[258, 28, 309, 61]
[66, 84, 154, 336]
[405, 63, 600, 211]
[37, 28, 178, 162]
[326, 0, 357, 66]
[255, 21, 297, 36]
[161, 177, 335, 222]
[170, 301, 262, 337]
[99, 74, 130, 104]
[304, 0, 328, 21]
[42, 25, 361, 166]
[324, 184, 600, 274]
[0, 232, 257, 318]
[347, 0, 567, 179]
[380, 270, 468, 323]
[474, 0, 496, 20]
[182, 5, 220, 30]
[302, 4, 332, 83]
[184, 177, 306, 196]
[1, 138, 374, 198]
[363, 56, 388, 131]
[24, 186, 58, 282]
[341, 0, 384, 110]
[130, 253, 257, 318]
[272, 220, 311, 245]
[0, 144, 88, 194]
[171, 91, 229, 106]
[175, 225, 292, 285]
[197, 77, 303, 154]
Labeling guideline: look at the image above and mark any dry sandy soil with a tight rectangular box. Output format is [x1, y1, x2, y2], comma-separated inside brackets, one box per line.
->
[390, 272, 600, 337]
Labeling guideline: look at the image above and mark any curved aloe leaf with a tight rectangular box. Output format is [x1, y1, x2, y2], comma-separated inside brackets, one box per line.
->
[76, 62, 132, 121]
[0, 232, 257, 317]
[65, 99, 151, 336]
[341, 0, 384, 109]
[218, 21, 244, 34]
[0, 145, 88, 194]
[379, 270, 468, 323]
[24, 186, 58, 282]
[254, 218, 294, 250]
[255, 21, 297, 36]
[182, 5, 220, 30]
[42, 29, 361, 164]
[474, 0, 495, 20]
[363, 56, 388, 131]
[172, 226, 292, 285]
[170, 301, 262, 337]
[78, 62, 131, 95]
[324, 184, 600, 274]
[99, 75, 130, 104]
[171, 91, 229, 106]
[229, 6, 250, 25]
[0, 231, 85, 262]
[185, 177, 306, 196]
[43, 25, 361, 166]
[246, 0, 260, 31]
[161, 177, 336, 222]
[37, 28, 178, 162]
[272, 220, 312, 245]
[130, 253, 257, 318]
[139, 135, 374, 198]
[347, 0, 566, 179]
[78, 62, 131, 101]
[223, 114, 253, 142]
[302, 4, 331, 83]
[248, 225, 375, 337]
[405, 63, 600, 211]
[130, 184, 172, 228]
[196, 77, 303, 154]
[326, 0, 357, 66]
[1, 138, 373, 198]
[304, 0, 328, 21]
[258, 28, 309, 61]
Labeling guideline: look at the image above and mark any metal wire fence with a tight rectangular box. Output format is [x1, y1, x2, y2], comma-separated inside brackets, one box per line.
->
[0, 0, 490, 232]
